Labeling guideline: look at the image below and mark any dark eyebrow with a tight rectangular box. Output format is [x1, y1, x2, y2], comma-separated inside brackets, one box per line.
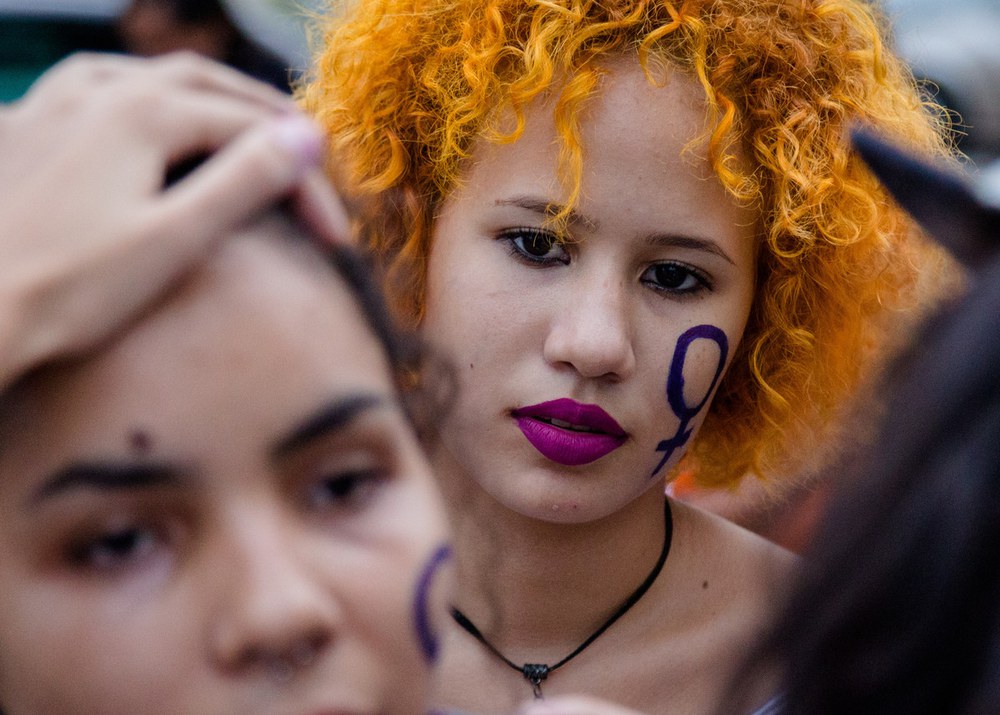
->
[496, 196, 739, 266]
[495, 196, 599, 231]
[643, 233, 737, 266]
[29, 463, 182, 507]
[271, 393, 387, 459]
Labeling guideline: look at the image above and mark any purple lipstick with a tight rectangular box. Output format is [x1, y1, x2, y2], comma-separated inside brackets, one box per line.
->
[512, 398, 627, 466]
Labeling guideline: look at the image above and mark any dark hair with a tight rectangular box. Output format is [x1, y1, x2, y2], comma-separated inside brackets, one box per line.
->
[131, 0, 231, 25]
[325, 243, 414, 376]
[730, 140, 1000, 714]
[121, 0, 292, 91]
[750, 264, 1000, 714]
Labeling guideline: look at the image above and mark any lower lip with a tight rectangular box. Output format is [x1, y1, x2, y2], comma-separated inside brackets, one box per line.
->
[514, 416, 627, 466]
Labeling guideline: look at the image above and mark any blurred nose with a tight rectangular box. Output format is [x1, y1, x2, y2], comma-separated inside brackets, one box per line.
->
[210, 511, 338, 680]
[542, 273, 636, 381]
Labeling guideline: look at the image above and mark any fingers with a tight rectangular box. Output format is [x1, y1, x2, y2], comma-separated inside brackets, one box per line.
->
[0, 51, 348, 387]
[18, 52, 138, 101]
[291, 169, 353, 245]
[18, 51, 295, 125]
[104, 85, 290, 162]
[152, 115, 329, 251]
[145, 51, 292, 111]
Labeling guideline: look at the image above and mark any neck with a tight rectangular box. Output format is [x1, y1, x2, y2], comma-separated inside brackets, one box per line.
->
[439, 455, 670, 659]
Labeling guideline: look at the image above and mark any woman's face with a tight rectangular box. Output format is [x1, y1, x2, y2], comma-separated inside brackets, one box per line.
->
[0, 223, 450, 714]
[423, 58, 757, 522]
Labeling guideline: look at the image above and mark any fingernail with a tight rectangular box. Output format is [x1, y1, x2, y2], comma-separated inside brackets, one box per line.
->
[271, 114, 324, 172]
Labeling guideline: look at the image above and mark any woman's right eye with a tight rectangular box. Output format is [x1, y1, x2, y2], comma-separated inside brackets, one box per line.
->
[68, 526, 160, 573]
[499, 228, 569, 266]
[305, 468, 386, 512]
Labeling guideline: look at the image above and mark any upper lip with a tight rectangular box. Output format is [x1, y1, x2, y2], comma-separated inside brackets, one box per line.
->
[512, 398, 626, 437]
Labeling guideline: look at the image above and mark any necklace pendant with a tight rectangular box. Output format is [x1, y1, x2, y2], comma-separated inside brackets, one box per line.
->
[522, 663, 550, 699]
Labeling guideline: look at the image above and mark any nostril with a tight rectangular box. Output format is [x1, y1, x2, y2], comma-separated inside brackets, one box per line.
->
[239, 629, 330, 682]
[291, 630, 330, 667]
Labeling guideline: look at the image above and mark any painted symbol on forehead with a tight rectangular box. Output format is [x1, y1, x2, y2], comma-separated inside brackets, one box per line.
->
[650, 325, 729, 478]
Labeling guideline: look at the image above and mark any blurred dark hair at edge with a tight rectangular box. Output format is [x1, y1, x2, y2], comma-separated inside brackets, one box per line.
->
[727, 132, 1000, 714]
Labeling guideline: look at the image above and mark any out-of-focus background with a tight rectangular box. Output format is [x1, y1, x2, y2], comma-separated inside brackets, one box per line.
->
[2, 0, 999, 160]
[0, 0, 323, 97]
[884, 0, 1000, 163]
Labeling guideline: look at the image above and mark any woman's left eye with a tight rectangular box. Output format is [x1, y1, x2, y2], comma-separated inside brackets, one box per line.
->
[640, 262, 710, 295]
[305, 469, 386, 511]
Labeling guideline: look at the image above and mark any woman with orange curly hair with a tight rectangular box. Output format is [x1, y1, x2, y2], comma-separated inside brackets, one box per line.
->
[303, 0, 959, 712]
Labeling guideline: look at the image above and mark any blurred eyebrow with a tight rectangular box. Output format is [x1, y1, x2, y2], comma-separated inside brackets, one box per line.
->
[495, 196, 598, 231]
[29, 463, 182, 507]
[271, 393, 387, 459]
[643, 233, 736, 266]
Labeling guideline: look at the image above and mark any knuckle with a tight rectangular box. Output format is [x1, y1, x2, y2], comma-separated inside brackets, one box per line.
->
[107, 84, 161, 119]
[157, 50, 210, 77]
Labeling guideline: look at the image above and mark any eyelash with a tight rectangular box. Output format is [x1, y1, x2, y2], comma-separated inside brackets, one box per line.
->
[498, 227, 569, 267]
[66, 522, 165, 575]
[498, 227, 712, 296]
[640, 261, 712, 296]
[303, 466, 389, 513]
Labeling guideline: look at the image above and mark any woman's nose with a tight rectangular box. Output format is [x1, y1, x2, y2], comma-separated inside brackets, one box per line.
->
[209, 515, 339, 680]
[542, 275, 636, 381]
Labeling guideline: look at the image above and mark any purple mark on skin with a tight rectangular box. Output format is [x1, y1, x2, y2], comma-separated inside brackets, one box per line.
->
[650, 324, 729, 478]
[412, 543, 452, 664]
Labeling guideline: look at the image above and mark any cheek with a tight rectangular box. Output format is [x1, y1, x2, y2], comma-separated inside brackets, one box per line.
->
[647, 325, 732, 478]
[346, 482, 451, 661]
[423, 229, 524, 347]
[677, 333, 730, 407]
[665, 325, 730, 420]
[0, 588, 184, 712]
[336, 543, 442, 708]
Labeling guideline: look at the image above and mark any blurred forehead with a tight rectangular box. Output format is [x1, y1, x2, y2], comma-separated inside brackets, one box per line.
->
[105, 215, 385, 383]
[0, 216, 394, 449]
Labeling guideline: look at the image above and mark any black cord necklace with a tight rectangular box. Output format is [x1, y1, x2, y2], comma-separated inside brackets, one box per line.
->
[450, 500, 673, 699]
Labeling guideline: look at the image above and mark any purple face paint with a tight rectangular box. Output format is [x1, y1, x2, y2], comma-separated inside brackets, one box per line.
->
[412, 543, 452, 664]
[650, 325, 729, 478]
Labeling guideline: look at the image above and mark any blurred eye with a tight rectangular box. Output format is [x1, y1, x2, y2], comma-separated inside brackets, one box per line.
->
[305, 468, 387, 512]
[640, 262, 711, 295]
[68, 525, 161, 573]
[499, 228, 569, 266]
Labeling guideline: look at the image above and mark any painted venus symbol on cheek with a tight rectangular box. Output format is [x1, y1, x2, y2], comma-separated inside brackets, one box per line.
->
[650, 324, 729, 478]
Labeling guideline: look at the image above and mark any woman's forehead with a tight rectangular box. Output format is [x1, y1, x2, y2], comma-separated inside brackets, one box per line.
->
[0, 227, 395, 457]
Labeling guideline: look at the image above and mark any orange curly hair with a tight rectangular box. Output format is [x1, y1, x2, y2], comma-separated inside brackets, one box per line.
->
[302, 0, 960, 487]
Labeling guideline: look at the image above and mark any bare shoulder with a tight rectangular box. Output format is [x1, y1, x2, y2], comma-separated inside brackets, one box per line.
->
[668, 496, 798, 600]
[636, 498, 797, 710]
